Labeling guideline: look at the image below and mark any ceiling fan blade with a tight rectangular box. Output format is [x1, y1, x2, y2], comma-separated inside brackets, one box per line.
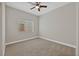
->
[36, 2, 38, 4]
[40, 5, 47, 8]
[30, 7, 35, 10]
[36, 2, 41, 4]
[38, 8, 40, 11]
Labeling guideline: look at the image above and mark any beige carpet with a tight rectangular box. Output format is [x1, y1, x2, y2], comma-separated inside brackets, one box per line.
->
[5, 38, 75, 56]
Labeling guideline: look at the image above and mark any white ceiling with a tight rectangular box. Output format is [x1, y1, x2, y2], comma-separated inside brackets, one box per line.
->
[6, 2, 70, 16]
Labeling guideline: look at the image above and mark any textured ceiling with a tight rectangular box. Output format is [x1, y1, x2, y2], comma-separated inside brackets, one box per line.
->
[6, 2, 70, 16]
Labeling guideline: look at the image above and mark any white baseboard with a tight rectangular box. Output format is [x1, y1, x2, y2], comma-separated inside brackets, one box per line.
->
[5, 36, 38, 46]
[5, 35, 76, 48]
[40, 36, 76, 48]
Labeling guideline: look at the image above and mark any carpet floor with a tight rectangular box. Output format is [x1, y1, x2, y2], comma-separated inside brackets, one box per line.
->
[5, 38, 75, 56]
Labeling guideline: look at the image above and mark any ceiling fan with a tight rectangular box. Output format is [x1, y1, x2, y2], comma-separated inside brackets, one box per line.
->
[29, 2, 47, 11]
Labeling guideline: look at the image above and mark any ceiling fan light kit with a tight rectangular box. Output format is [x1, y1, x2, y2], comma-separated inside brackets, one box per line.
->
[35, 6, 39, 9]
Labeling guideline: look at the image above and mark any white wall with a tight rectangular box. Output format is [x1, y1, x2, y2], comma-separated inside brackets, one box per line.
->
[0, 3, 2, 56]
[39, 3, 76, 46]
[5, 6, 39, 43]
